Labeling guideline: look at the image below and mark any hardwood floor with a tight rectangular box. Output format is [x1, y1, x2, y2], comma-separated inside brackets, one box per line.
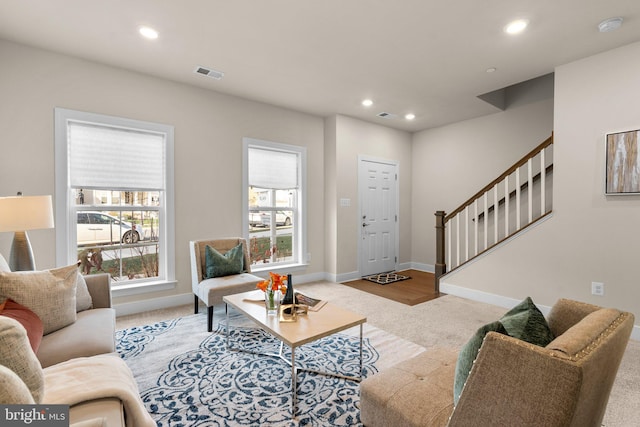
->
[342, 269, 442, 306]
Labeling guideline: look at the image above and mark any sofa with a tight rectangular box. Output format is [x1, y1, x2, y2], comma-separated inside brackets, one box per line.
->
[360, 298, 634, 427]
[0, 254, 154, 427]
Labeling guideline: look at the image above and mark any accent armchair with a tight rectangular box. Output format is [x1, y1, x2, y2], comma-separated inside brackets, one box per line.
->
[189, 238, 263, 331]
[360, 298, 634, 426]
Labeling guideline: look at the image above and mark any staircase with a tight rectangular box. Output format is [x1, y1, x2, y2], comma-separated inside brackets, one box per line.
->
[434, 134, 554, 290]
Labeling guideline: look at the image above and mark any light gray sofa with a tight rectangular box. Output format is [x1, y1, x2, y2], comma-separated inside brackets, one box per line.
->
[0, 253, 153, 427]
[37, 273, 116, 368]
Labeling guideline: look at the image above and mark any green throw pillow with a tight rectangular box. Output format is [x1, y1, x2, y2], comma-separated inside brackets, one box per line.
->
[500, 296, 555, 346]
[453, 320, 507, 405]
[204, 244, 244, 279]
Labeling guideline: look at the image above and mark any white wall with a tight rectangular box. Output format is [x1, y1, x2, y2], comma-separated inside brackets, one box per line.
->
[328, 115, 412, 279]
[412, 97, 554, 268]
[0, 40, 325, 307]
[441, 40, 640, 325]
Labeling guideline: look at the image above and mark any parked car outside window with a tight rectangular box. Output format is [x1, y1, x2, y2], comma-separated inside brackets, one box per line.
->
[77, 211, 142, 245]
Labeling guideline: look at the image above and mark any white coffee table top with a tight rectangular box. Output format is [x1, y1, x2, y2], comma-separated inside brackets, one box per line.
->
[223, 290, 367, 348]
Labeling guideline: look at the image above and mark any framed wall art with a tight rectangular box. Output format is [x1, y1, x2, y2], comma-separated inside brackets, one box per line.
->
[605, 129, 640, 195]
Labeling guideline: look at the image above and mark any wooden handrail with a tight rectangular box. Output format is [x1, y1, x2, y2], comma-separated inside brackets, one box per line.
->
[445, 134, 553, 221]
[435, 133, 554, 286]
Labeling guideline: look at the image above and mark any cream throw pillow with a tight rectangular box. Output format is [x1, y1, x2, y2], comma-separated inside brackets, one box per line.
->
[75, 272, 93, 312]
[0, 316, 44, 403]
[0, 253, 10, 272]
[0, 264, 78, 334]
[0, 364, 36, 404]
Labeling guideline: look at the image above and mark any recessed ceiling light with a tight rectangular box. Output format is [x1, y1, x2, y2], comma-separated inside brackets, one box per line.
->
[486, 67, 497, 73]
[598, 17, 623, 33]
[405, 113, 416, 120]
[362, 99, 373, 107]
[504, 19, 529, 35]
[139, 26, 159, 40]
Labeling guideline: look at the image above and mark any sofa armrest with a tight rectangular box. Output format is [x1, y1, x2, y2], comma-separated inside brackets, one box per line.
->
[449, 332, 582, 427]
[84, 274, 112, 309]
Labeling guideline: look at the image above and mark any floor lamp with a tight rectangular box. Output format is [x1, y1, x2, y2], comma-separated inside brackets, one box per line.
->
[0, 194, 55, 271]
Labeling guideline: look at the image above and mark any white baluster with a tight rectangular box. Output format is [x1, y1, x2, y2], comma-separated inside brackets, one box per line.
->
[541, 148, 546, 215]
[527, 158, 533, 223]
[516, 168, 521, 230]
[483, 192, 488, 250]
[464, 206, 469, 262]
[494, 183, 499, 244]
[505, 175, 509, 237]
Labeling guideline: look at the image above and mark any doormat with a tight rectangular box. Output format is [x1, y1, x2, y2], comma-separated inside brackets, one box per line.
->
[363, 272, 411, 285]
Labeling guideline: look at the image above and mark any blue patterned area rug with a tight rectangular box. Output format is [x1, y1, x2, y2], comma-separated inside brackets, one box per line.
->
[116, 313, 424, 426]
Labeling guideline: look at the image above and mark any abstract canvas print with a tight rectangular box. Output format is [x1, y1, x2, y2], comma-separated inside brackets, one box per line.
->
[606, 130, 640, 194]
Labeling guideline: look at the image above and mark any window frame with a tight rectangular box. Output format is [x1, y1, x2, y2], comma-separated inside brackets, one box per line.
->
[54, 108, 176, 294]
[242, 137, 307, 272]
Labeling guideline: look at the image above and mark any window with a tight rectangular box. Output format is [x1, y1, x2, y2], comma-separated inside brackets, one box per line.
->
[55, 108, 175, 292]
[243, 138, 306, 270]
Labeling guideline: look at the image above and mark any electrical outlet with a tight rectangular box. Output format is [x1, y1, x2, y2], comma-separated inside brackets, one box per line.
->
[591, 282, 605, 296]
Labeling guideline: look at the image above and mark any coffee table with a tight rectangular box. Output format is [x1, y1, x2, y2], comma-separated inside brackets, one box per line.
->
[223, 290, 367, 417]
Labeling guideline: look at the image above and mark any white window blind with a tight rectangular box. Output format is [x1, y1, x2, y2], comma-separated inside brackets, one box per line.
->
[69, 122, 165, 191]
[248, 147, 298, 189]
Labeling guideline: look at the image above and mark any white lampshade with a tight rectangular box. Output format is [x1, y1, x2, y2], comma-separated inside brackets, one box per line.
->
[0, 195, 54, 232]
[0, 195, 54, 271]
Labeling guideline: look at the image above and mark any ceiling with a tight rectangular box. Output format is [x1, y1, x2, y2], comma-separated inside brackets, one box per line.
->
[1, 1, 639, 132]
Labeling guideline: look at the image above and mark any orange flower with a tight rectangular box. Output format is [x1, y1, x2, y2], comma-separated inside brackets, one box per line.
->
[257, 272, 288, 293]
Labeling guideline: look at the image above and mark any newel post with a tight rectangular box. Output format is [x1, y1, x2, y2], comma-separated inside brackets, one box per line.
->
[434, 210, 446, 293]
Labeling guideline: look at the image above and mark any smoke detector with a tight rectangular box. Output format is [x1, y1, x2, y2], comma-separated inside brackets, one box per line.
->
[598, 17, 623, 33]
[194, 66, 224, 80]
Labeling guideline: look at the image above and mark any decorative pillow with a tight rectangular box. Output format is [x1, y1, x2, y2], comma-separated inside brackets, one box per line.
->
[0, 264, 78, 335]
[0, 253, 10, 272]
[0, 298, 44, 353]
[0, 364, 36, 404]
[204, 244, 244, 278]
[453, 320, 507, 405]
[500, 296, 555, 346]
[0, 316, 44, 403]
[76, 272, 93, 312]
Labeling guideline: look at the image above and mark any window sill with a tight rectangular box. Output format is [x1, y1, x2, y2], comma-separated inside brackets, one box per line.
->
[251, 263, 309, 276]
[111, 279, 177, 297]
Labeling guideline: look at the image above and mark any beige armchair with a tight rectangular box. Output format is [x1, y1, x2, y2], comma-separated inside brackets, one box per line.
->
[360, 298, 634, 427]
[189, 238, 263, 331]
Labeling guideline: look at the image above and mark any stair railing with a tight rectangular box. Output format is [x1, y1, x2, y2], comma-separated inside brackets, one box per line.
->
[434, 134, 554, 290]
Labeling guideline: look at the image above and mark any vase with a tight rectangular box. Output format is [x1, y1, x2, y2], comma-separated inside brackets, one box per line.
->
[265, 289, 280, 315]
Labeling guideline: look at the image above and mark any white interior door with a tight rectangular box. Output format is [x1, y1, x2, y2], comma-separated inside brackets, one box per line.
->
[359, 158, 398, 276]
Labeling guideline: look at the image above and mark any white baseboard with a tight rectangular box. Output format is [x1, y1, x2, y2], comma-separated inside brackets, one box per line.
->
[335, 271, 361, 283]
[115, 292, 194, 317]
[407, 262, 434, 273]
[440, 281, 532, 310]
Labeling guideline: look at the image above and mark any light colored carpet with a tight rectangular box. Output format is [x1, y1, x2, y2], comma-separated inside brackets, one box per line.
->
[117, 281, 640, 427]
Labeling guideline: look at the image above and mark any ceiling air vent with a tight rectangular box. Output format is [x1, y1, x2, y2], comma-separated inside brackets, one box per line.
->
[194, 66, 224, 80]
[377, 112, 396, 119]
